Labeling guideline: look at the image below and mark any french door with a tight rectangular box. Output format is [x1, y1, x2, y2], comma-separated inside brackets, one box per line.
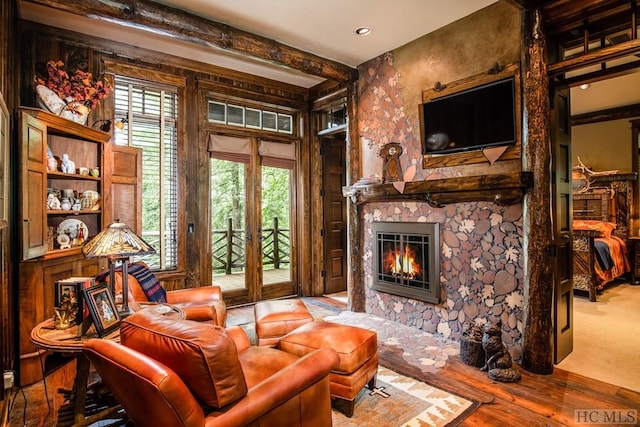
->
[209, 135, 297, 304]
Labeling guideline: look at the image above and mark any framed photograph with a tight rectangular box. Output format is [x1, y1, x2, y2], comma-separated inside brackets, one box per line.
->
[55, 280, 84, 325]
[82, 283, 121, 336]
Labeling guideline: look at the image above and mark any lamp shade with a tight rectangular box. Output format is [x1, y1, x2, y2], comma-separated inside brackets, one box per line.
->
[82, 220, 156, 258]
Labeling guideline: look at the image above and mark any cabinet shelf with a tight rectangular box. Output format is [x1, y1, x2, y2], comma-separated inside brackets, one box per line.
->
[47, 171, 100, 181]
[47, 209, 101, 215]
[38, 246, 84, 261]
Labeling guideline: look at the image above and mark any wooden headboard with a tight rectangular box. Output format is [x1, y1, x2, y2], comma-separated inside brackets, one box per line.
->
[573, 188, 614, 222]
[573, 173, 636, 242]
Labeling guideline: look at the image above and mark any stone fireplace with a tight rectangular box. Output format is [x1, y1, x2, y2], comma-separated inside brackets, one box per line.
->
[371, 222, 440, 304]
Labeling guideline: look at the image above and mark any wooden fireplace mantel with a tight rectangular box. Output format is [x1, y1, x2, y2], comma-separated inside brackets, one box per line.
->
[342, 171, 533, 207]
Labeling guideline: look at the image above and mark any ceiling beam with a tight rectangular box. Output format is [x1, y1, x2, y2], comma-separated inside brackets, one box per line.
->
[548, 38, 640, 75]
[22, 0, 358, 83]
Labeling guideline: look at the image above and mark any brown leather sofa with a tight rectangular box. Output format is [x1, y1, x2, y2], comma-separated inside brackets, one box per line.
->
[83, 310, 339, 427]
[112, 261, 227, 326]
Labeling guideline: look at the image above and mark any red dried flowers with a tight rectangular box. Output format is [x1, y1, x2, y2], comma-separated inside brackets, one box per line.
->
[35, 60, 112, 110]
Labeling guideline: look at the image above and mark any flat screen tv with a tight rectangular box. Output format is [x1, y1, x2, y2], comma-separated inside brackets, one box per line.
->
[421, 77, 516, 155]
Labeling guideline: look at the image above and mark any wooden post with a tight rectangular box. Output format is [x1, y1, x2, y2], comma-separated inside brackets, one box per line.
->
[273, 217, 280, 269]
[226, 217, 233, 274]
[520, 7, 554, 374]
[346, 82, 365, 312]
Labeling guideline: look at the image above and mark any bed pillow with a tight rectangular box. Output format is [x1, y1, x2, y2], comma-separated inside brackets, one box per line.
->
[573, 220, 616, 238]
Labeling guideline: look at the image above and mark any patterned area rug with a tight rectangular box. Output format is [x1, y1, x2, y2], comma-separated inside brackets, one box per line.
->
[333, 365, 473, 427]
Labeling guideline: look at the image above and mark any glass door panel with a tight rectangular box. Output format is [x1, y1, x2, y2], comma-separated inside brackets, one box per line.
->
[210, 158, 247, 292]
[210, 136, 297, 304]
[261, 165, 292, 286]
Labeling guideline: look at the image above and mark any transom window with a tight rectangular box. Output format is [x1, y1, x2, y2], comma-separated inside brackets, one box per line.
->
[208, 101, 293, 134]
[113, 77, 179, 270]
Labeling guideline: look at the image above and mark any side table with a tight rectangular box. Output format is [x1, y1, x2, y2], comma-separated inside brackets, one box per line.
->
[30, 304, 184, 426]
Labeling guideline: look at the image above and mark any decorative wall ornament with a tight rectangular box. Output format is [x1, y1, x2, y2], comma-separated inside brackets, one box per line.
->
[433, 81, 447, 92]
[488, 62, 505, 74]
[380, 142, 403, 183]
[482, 146, 509, 165]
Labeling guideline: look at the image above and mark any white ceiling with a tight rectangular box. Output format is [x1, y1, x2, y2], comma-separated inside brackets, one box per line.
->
[570, 70, 640, 115]
[19, 0, 497, 87]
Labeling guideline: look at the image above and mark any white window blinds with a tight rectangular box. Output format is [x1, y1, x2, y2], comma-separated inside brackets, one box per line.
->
[114, 77, 179, 270]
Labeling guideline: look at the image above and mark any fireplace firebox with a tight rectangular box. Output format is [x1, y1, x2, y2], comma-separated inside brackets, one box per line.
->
[371, 222, 440, 304]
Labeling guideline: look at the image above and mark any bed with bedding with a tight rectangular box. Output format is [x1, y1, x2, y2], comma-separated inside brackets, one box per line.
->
[572, 187, 631, 301]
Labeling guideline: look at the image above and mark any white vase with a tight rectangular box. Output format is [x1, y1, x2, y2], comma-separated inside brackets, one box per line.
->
[60, 104, 89, 125]
[35, 85, 66, 115]
[35, 85, 89, 125]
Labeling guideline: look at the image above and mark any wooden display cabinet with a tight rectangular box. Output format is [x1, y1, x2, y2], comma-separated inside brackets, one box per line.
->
[20, 107, 109, 261]
[18, 107, 142, 385]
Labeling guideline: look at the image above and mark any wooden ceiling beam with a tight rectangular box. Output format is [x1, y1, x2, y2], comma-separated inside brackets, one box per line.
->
[548, 37, 640, 75]
[22, 0, 358, 83]
[542, 0, 636, 33]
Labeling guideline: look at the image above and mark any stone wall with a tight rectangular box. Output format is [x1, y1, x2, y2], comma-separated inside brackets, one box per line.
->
[355, 1, 525, 357]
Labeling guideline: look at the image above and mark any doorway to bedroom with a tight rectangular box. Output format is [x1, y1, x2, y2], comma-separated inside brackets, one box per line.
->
[555, 68, 640, 393]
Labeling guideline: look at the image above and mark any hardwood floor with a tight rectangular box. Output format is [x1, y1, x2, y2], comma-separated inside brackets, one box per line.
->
[8, 296, 640, 426]
[317, 296, 640, 426]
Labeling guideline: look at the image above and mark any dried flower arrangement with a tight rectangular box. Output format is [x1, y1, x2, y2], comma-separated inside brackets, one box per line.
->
[35, 60, 112, 111]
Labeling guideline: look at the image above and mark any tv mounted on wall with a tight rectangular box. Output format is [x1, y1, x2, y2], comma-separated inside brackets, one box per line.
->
[420, 77, 517, 155]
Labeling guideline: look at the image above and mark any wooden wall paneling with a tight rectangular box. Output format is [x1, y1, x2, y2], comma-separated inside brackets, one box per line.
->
[196, 78, 308, 112]
[1, 0, 19, 391]
[182, 75, 199, 288]
[189, 85, 210, 291]
[296, 111, 311, 296]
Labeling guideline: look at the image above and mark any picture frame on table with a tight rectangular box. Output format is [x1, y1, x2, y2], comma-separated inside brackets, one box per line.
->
[54, 280, 84, 325]
[82, 283, 121, 337]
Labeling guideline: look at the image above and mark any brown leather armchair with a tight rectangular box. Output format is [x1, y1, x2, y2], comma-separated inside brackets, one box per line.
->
[112, 261, 227, 326]
[83, 310, 339, 427]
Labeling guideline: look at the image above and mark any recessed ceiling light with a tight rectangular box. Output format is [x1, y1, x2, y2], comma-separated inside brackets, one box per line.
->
[355, 27, 371, 36]
[579, 83, 590, 90]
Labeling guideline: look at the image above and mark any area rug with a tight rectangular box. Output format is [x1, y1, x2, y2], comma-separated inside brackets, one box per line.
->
[332, 365, 474, 427]
[302, 298, 463, 374]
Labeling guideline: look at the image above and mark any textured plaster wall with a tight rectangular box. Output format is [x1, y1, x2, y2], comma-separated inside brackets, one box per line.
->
[356, 2, 525, 355]
[572, 119, 633, 173]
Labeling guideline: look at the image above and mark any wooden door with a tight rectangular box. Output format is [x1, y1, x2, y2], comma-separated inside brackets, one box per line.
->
[322, 137, 347, 294]
[20, 113, 47, 260]
[551, 85, 573, 363]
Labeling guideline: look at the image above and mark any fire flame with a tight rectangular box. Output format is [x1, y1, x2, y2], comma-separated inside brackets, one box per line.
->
[386, 245, 421, 279]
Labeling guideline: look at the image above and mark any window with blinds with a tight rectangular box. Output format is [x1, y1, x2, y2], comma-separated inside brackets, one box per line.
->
[113, 77, 178, 270]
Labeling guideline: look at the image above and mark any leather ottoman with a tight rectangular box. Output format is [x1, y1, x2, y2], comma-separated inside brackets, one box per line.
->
[254, 299, 314, 346]
[278, 321, 378, 417]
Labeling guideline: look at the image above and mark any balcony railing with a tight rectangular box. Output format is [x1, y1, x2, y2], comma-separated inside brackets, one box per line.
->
[212, 217, 290, 274]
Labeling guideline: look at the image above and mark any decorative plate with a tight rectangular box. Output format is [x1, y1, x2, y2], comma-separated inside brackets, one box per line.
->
[57, 218, 89, 241]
